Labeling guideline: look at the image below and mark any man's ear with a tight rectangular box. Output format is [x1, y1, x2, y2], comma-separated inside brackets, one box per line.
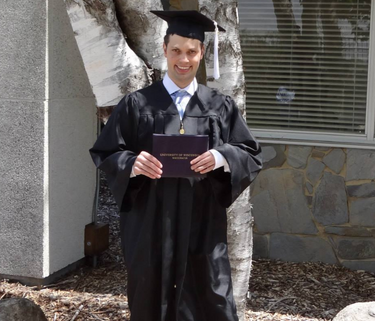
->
[200, 45, 205, 60]
[163, 43, 167, 57]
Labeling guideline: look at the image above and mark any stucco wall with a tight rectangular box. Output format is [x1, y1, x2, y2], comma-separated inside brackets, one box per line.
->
[252, 144, 375, 274]
[0, 1, 47, 278]
[0, 0, 97, 281]
[47, 0, 97, 276]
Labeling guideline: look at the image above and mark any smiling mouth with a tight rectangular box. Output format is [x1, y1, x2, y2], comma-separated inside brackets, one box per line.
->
[176, 65, 191, 72]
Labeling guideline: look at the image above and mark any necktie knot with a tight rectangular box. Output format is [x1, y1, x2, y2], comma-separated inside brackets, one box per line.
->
[171, 90, 190, 120]
[172, 90, 188, 105]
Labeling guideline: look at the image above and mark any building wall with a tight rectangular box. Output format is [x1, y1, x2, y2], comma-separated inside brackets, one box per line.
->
[0, 1, 47, 278]
[252, 144, 375, 274]
[0, 0, 97, 281]
[47, 0, 97, 276]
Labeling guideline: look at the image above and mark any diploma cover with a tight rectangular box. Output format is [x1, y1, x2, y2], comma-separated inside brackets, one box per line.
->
[152, 134, 209, 177]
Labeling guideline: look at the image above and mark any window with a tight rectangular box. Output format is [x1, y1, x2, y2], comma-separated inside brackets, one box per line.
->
[238, 0, 374, 146]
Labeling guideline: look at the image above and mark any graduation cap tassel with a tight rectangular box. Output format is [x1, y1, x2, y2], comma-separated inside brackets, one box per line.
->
[213, 20, 220, 80]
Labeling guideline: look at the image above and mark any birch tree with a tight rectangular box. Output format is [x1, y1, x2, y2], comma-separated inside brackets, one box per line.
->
[114, 0, 168, 79]
[65, 0, 151, 107]
[65, 1, 252, 320]
[199, 2, 251, 319]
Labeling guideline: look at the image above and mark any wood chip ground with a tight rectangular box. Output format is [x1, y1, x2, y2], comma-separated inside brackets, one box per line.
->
[1, 174, 374, 321]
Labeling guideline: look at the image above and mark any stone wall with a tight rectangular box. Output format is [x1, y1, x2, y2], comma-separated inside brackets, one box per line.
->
[251, 144, 375, 274]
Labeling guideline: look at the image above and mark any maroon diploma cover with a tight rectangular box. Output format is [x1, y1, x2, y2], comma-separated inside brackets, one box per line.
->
[152, 134, 209, 177]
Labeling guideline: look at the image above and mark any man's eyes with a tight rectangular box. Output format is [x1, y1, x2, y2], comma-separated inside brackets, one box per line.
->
[171, 49, 197, 55]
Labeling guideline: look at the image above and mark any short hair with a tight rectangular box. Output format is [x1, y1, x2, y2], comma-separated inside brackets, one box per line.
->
[163, 34, 204, 49]
[164, 34, 170, 46]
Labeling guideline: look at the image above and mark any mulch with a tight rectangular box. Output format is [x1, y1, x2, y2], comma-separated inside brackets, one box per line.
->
[1, 173, 374, 321]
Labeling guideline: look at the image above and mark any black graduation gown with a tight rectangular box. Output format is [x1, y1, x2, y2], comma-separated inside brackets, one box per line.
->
[89, 81, 263, 321]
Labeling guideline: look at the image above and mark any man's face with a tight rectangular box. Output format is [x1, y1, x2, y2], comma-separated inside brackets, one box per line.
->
[163, 34, 204, 88]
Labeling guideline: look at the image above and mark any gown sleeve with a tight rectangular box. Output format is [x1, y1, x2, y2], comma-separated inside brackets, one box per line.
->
[89, 94, 145, 212]
[208, 95, 263, 208]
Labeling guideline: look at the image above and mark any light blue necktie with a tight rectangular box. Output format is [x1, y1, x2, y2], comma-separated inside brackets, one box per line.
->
[171, 90, 189, 119]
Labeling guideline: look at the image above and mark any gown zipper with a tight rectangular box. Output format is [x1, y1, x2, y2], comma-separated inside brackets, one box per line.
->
[179, 120, 185, 135]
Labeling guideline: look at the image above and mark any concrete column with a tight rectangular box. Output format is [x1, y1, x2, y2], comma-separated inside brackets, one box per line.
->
[0, 0, 97, 284]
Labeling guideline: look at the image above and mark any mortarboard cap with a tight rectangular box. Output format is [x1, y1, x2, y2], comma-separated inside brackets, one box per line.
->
[150, 10, 225, 43]
[151, 10, 226, 79]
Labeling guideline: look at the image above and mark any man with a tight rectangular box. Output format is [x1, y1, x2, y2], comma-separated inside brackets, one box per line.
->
[90, 10, 262, 321]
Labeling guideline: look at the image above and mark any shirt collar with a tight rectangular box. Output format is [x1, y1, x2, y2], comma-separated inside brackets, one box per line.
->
[162, 72, 198, 97]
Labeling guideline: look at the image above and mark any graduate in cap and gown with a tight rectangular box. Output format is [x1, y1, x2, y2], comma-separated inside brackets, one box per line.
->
[90, 10, 263, 321]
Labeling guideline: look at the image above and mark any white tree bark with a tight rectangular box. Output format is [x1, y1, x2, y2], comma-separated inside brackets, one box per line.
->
[226, 188, 253, 321]
[199, 0, 246, 109]
[198, 1, 251, 320]
[114, 0, 168, 76]
[64, 0, 151, 107]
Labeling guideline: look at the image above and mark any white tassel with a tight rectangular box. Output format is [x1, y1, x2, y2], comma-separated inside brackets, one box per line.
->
[213, 20, 220, 80]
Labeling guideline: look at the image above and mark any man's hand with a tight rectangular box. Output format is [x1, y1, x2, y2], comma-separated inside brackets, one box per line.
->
[133, 151, 163, 179]
[191, 151, 215, 174]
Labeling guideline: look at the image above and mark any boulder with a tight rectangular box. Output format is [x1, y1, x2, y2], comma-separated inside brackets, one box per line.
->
[333, 301, 375, 321]
[0, 298, 48, 321]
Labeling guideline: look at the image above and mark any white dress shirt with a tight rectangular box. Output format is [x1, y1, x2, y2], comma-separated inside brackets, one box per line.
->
[163, 72, 197, 119]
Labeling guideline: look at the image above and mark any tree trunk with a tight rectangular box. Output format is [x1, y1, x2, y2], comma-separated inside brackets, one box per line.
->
[227, 188, 253, 321]
[198, 1, 251, 320]
[169, 0, 198, 10]
[64, 0, 151, 107]
[199, 0, 246, 105]
[114, 0, 167, 80]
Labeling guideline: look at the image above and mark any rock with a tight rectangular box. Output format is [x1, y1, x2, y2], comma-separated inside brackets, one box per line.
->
[0, 298, 48, 321]
[347, 183, 375, 198]
[306, 182, 313, 194]
[350, 197, 375, 227]
[323, 149, 345, 174]
[287, 146, 312, 169]
[306, 158, 325, 185]
[251, 169, 317, 234]
[342, 261, 375, 274]
[262, 146, 277, 163]
[261, 145, 286, 169]
[334, 237, 375, 260]
[347, 149, 375, 181]
[324, 226, 374, 237]
[315, 147, 331, 151]
[311, 150, 325, 159]
[312, 172, 348, 225]
[333, 301, 375, 321]
[269, 233, 337, 264]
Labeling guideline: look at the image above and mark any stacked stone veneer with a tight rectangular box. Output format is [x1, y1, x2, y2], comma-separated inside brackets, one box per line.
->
[252, 145, 375, 274]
